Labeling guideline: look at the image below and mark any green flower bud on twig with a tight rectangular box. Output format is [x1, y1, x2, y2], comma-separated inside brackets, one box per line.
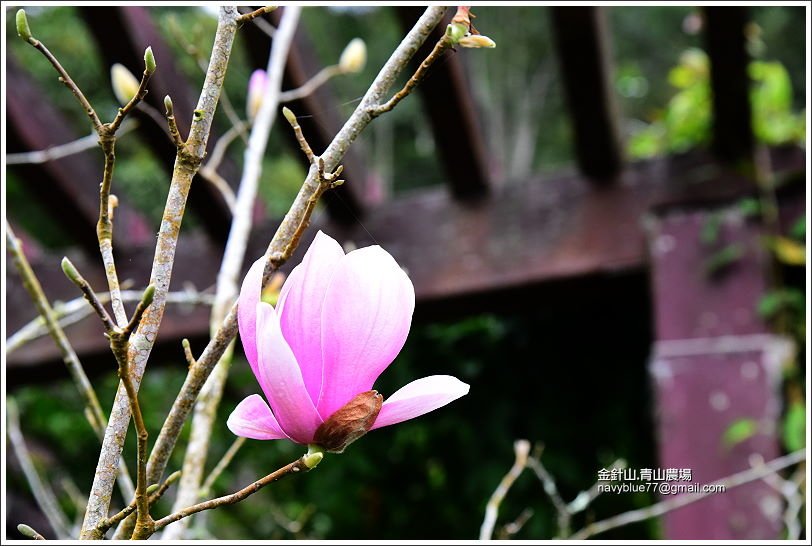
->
[164, 95, 173, 114]
[146, 483, 160, 495]
[141, 284, 156, 307]
[17, 524, 43, 540]
[282, 106, 297, 125]
[144, 46, 156, 74]
[61, 257, 80, 283]
[16, 9, 33, 42]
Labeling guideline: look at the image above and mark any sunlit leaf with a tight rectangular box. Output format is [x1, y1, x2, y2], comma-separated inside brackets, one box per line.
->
[768, 236, 805, 265]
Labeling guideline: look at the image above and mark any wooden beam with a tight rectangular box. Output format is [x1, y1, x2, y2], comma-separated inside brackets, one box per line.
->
[550, 6, 623, 182]
[6, 147, 805, 386]
[704, 7, 754, 163]
[241, 6, 367, 224]
[6, 56, 151, 254]
[78, 6, 234, 244]
[394, 6, 490, 201]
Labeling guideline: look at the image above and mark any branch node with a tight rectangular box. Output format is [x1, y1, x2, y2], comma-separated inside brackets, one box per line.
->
[61, 257, 116, 333]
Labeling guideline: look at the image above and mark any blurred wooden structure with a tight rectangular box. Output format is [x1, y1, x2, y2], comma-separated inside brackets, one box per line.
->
[5, 6, 805, 540]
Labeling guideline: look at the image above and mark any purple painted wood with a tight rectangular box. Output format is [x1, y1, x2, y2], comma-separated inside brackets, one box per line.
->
[646, 202, 788, 539]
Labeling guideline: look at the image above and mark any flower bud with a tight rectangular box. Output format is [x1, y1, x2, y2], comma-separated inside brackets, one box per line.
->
[144, 46, 156, 75]
[16, 9, 32, 42]
[61, 256, 80, 283]
[282, 106, 297, 125]
[164, 95, 173, 114]
[313, 390, 383, 453]
[146, 483, 160, 495]
[457, 34, 496, 49]
[111, 63, 140, 106]
[246, 69, 267, 120]
[17, 524, 41, 539]
[338, 38, 366, 74]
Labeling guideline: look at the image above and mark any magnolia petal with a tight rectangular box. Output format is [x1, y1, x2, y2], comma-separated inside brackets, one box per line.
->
[256, 302, 323, 443]
[227, 394, 289, 440]
[370, 375, 470, 430]
[318, 246, 415, 418]
[276, 231, 345, 403]
[237, 256, 266, 380]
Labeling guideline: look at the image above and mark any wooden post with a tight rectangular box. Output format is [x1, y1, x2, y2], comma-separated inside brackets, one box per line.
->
[646, 201, 788, 539]
[705, 7, 754, 163]
[550, 7, 624, 182]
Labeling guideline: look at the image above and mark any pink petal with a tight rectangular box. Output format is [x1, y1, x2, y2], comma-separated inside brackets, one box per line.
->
[318, 246, 415, 418]
[227, 394, 289, 440]
[237, 256, 266, 380]
[256, 302, 323, 443]
[371, 375, 470, 430]
[276, 231, 345, 404]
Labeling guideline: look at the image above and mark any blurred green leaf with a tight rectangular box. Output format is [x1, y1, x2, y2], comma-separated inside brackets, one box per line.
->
[704, 243, 743, 277]
[790, 216, 806, 241]
[757, 288, 805, 319]
[782, 402, 806, 452]
[737, 197, 761, 219]
[722, 418, 759, 449]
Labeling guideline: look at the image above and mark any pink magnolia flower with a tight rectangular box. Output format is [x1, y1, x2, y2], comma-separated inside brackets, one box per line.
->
[228, 231, 469, 452]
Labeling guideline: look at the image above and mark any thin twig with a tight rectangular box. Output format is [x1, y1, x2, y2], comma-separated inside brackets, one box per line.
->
[86, 7, 244, 539]
[97, 470, 182, 535]
[480, 440, 531, 540]
[182, 338, 197, 368]
[7, 399, 72, 539]
[282, 107, 316, 164]
[200, 437, 247, 498]
[60, 257, 116, 332]
[566, 458, 625, 515]
[368, 31, 453, 119]
[6, 120, 138, 165]
[237, 6, 277, 26]
[163, 95, 184, 148]
[526, 451, 572, 537]
[8, 289, 214, 353]
[753, 454, 804, 540]
[141, 8, 448, 501]
[497, 508, 534, 539]
[151, 456, 314, 535]
[279, 64, 342, 103]
[6, 225, 135, 500]
[18, 25, 102, 131]
[163, 8, 301, 539]
[569, 449, 806, 540]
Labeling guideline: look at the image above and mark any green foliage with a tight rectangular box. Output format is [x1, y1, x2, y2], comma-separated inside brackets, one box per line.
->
[781, 402, 806, 452]
[722, 418, 759, 449]
[628, 47, 806, 160]
[703, 243, 743, 278]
